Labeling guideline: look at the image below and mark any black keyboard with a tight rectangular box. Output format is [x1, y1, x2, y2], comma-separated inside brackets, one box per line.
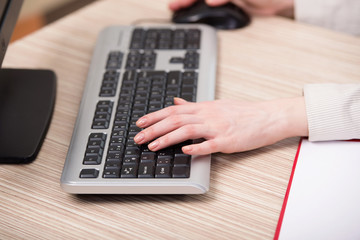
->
[61, 25, 217, 194]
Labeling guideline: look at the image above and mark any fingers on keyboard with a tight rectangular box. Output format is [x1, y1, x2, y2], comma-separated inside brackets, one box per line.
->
[147, 124, 207, 152]
[137, 102, 195, 128]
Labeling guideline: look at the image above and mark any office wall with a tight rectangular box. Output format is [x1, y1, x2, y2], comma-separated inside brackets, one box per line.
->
[12, 0, 96, 42]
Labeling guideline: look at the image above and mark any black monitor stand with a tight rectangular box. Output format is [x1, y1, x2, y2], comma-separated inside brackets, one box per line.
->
[0, 68, 56, 163]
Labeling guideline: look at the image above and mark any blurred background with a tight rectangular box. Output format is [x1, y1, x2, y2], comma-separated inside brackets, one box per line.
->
[11, 0, 96, 42]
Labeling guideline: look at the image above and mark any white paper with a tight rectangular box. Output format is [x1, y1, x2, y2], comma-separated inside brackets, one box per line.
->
[278, 139, 360, 240]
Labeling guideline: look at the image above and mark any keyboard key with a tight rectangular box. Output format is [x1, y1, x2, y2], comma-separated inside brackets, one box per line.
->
[89, 133, 106, 141]
[174, 153, 191, 165]
[157, 149, 174, 165]
[125, 147, 140, 156]
[167, 71, 181, 85]
[88, 139, 105, 148]
[108, 144, 124, 153]
[121, 165, 138, 178]
[141, 151, 156, 162]
[83, 155, 102, 165]
[110, 136, 126, 145]
[155, 165, 172, 178]
[157, 157, 172, 166]
[106, 152, 123, 161]
[172, 165, 190, 178]
[170, 57, 183, 64]
[182, 78, 196, 86]
[138, 162, 155, 178]
[92, 119, 109, 129]
[103, 168, 120, 178]
[105, 159, 122, 168]
[174, 147, 191, 165]
[86, 147, 103, 156]
[80, 169, 99, 178]
[181, 93, 195, 102]
[123, 156, 140, 165]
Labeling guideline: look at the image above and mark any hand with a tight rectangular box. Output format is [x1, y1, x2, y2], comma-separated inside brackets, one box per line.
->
[134, 97, 308, 155]
[169, 0, 294, 16]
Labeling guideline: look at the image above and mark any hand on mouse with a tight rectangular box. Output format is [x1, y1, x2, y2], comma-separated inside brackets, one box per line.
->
[169, 0, 294, 16]
[134, 97, 308, 155]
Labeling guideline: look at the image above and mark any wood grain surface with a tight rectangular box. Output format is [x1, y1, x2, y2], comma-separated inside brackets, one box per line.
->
[1, 0, 359, 239]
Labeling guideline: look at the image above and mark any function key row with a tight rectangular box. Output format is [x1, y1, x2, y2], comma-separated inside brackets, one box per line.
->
[130, 28, 201, 50]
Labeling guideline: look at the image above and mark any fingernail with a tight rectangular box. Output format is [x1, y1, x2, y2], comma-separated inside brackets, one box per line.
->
[174, 97, 186, 104]
[134, 132, 144, 143]
[136, 118, 146, 127]
[149, 140, 159, 150]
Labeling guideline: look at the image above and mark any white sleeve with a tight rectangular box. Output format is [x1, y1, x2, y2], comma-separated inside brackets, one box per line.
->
[304, 84, 360, 141]
[294, 0, 360, 36]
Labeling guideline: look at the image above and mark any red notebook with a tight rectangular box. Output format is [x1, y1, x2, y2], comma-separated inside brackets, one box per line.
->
[274, 138, 360, 240]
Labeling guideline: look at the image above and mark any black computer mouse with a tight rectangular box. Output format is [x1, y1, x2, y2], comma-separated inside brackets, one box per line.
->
[172, 0, 250, 30]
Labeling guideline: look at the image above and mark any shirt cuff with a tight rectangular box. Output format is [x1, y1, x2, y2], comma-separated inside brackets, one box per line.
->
[304, 83, 360, 141]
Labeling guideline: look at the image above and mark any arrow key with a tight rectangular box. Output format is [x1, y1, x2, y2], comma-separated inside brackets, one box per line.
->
[155, 165, 171, 178]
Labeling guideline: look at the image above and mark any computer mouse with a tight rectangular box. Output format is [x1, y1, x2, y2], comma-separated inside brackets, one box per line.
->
[172, 0, 250, 30]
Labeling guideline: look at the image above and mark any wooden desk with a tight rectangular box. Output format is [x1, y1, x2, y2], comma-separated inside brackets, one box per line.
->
[1, 0, 359, 239]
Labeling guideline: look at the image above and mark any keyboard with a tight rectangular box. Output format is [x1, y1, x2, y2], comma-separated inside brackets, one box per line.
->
[60, 24, 217, 194]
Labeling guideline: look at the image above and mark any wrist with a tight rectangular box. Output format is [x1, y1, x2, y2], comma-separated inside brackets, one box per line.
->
[282, 97, 309, 138]
[254, 97, 307, 147]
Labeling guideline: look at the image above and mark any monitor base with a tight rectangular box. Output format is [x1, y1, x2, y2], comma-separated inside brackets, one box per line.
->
[0, 68, 56, 163]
